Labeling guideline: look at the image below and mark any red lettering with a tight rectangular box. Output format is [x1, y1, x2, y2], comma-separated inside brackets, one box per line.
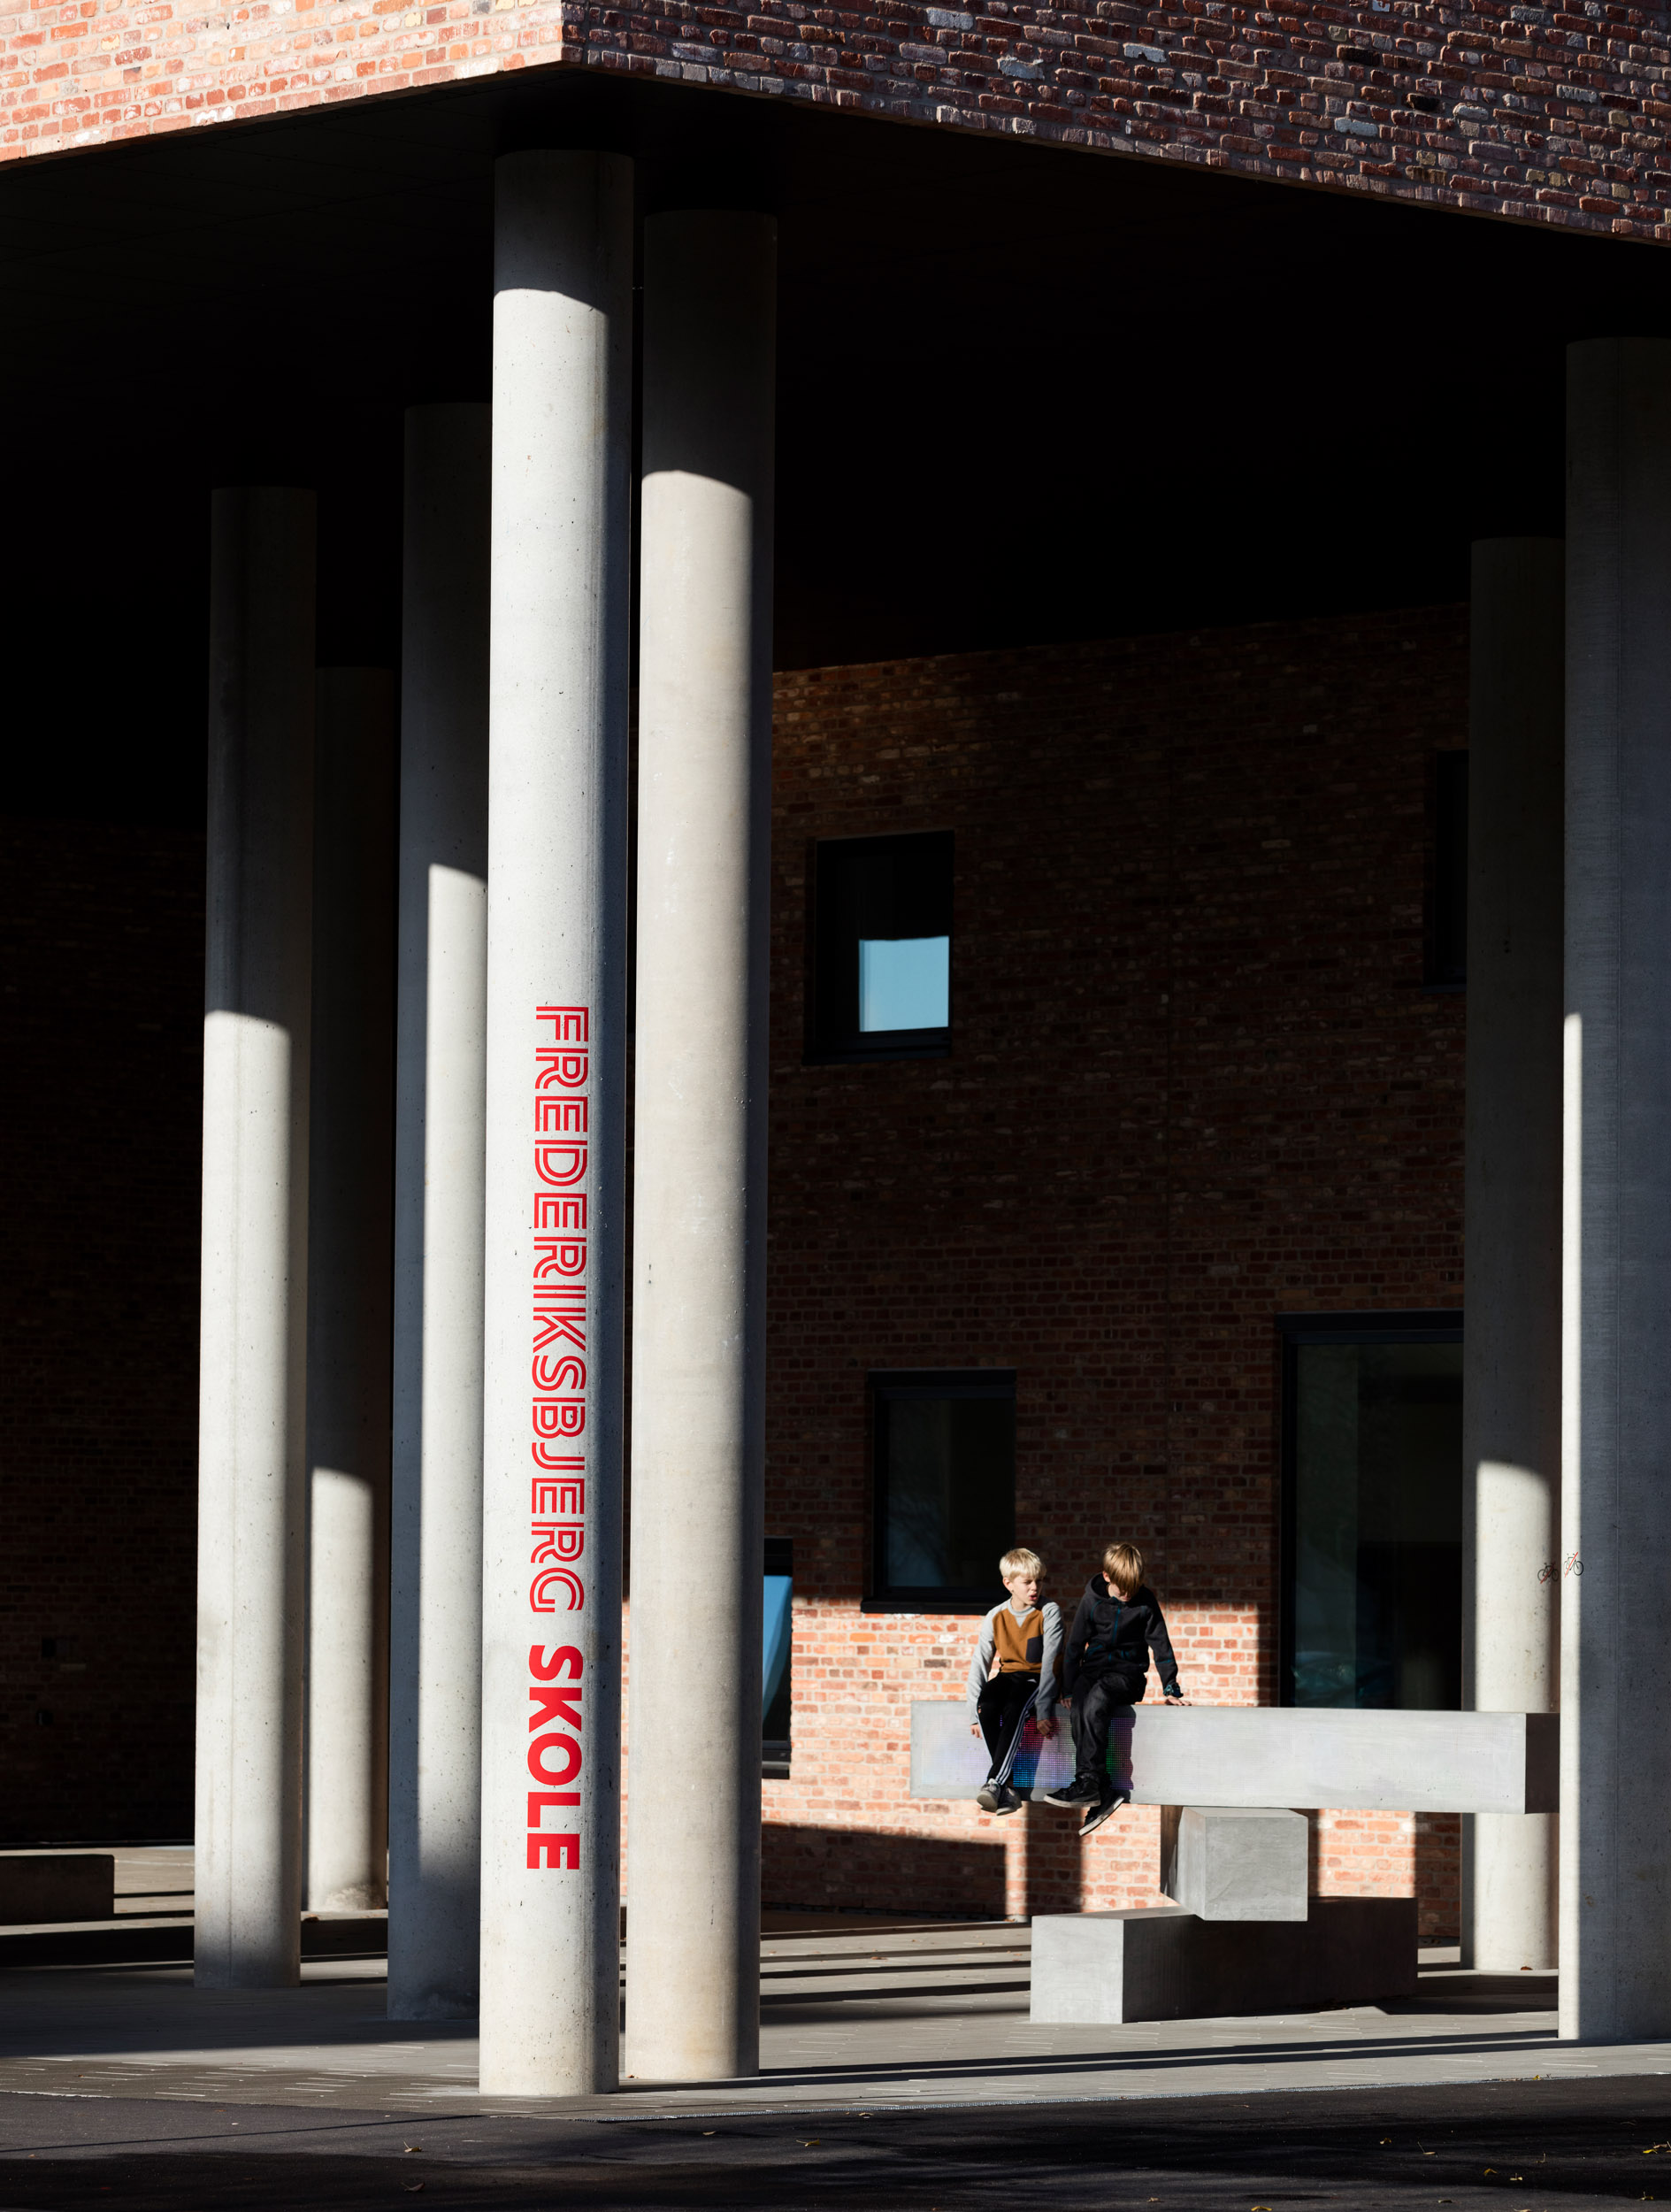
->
[535, 1048, 589, 1089]
[532, 1523, 584, 1563]
[533, 1354, 585, 1392]
[527, 1791, 579, 1825]
[529, 1644, 581, 1681]
[534, 1142, 587, 1188]
[529, 1732, 581, 1786]
[530, 1685, 582, 1732]
[536, 1095, 587, 1135]
[532, 1400, 585, 1438]
[535, 1007, 589, 1043]
[532, 1479, 585, 1515]
[527, 1833, 579, 1870]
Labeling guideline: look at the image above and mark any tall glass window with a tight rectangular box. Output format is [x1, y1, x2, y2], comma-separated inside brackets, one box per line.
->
[1280, 1314, 1463, 1709]
[809, 832, 953, 1062]
[869, 1370, 1016, 1610]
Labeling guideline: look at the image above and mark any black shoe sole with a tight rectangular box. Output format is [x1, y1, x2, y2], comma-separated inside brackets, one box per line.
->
[1040, 1788, 1093, 1809]
[1080, 1795, 1130, 1838]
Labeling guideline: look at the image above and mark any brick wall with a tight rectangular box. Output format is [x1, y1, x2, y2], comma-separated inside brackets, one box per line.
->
[4, 0, 1671, 248]
[758, 609, 1468, 1939]
[0, 818, 203, 1843]
[1, 607, 1468, 1936]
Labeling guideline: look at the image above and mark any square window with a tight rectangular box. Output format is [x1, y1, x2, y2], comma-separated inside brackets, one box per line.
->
[1279, 1312, 1463, 1709]
[868, 1371, 1016, 1611]
[809, 832, 953, 1063]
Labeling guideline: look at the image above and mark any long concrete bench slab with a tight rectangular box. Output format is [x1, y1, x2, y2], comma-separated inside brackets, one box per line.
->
[909, 1701, 1559, 1814]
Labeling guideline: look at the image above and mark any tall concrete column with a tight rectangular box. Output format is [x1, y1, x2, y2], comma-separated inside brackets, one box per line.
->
[304, 666, 396, 1913]
[195, 487, 317, 1989]
[388, 404, 491, 2018]
[624, 210, 776, 2084]
[1562, 336, 1671, 2042]
[1461, 540, 1563, 1973]
[479, 150, 633, 2097]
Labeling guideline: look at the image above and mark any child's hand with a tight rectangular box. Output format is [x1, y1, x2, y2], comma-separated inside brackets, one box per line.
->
[970, 1720, 981, 1738]
[1037, 1717, 1056, 1740]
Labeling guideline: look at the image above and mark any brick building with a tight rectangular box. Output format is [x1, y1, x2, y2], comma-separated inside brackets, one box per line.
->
[1, 0, 1665, 2085]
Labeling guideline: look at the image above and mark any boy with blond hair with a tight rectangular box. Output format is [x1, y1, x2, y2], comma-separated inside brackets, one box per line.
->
[965, 1547, 1062, 1816]
[1046, 1540, 1186, 1834]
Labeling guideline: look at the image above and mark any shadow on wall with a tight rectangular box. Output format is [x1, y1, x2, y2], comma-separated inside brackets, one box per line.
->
[763, 1824, 1007, 1920]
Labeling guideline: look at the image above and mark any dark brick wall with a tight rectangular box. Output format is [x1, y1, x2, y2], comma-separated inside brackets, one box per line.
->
[0, 818, 203, 1842]
[0, 609, 1468, 1934]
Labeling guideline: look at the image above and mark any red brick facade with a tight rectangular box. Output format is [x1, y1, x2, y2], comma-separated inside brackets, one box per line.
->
[758, 610, 1467, 1936]
[3, 606, 1466, 1932]
[4, 0, 1671, 246]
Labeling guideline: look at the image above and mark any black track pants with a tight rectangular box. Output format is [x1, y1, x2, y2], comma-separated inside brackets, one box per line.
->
[976, 1672, 1039, 1786]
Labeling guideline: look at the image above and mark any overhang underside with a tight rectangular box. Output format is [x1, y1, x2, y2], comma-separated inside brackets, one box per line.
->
[3, 66, 1667, 825]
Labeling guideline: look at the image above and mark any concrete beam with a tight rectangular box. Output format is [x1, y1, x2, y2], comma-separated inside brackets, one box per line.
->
[195, 486, 316, 1991]
[388, 403, 491, 2021]
[624, 207, 776, 2088]
[1463, 536, 1564, 1974]
[479, 150, 632, 2099]
[305, 667, 395, 1915]
[909, 1701, 1559, 1814]
[1562, 337, 1671, 2044]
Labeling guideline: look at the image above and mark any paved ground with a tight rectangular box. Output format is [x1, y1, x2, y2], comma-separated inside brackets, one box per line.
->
[1, 1847, 1669, 2205]
[0, 1916, 1630, 2116]
[3, 2076, 1671, 2208]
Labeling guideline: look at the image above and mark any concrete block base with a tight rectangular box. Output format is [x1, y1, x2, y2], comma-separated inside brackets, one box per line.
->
[1031, 1897, 1417, 2024]
[0, 1854, 114, 1924]
[1160, 1806, 1308, 1922]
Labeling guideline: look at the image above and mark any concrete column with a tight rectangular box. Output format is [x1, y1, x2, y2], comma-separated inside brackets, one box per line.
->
[624, 210, 776, 2084]
[195, 487, 317, 1989]
[1562, 337, 1671, 2042]
[304, 667, 396, 1913]
[1461, 540, 1563, 1973]
[479, 150, 633, 2097]
[388, 404, 491, 2018]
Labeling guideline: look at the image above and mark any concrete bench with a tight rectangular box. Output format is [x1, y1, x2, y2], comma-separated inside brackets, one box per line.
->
[911, 1701, 1556, 2023]
[909, 1701, 1559, 1814]
[0, 1853, 115, 1924]
[1031, 1897, 1418, 2024]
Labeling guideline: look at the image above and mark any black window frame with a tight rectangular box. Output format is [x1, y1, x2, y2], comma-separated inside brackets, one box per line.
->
[865, 1368, 1016, 1614]
[806, 830, 954, 1065]
[1276, 1309, 1464, 1710]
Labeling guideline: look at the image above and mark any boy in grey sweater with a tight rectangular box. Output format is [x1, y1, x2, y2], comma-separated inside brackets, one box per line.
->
[965, 1547, 1063, 1816]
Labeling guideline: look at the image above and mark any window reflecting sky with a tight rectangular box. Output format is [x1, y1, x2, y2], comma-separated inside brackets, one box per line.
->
[859, 935, 949, 1032]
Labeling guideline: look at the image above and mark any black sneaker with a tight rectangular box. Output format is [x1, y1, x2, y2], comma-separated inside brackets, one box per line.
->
[1080, 1789, 1131, 1839]
[1042, 1776, 1102, 1809]
[976, 1780, 1002, 1813]
[992, 1785, 1023, 1817]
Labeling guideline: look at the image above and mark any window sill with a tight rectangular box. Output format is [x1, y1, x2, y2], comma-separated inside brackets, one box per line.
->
[804, 1031, 951, 1066]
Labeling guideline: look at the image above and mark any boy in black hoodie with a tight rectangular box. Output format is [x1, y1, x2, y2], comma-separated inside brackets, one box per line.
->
[1044, 1540, 1186, 1835]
